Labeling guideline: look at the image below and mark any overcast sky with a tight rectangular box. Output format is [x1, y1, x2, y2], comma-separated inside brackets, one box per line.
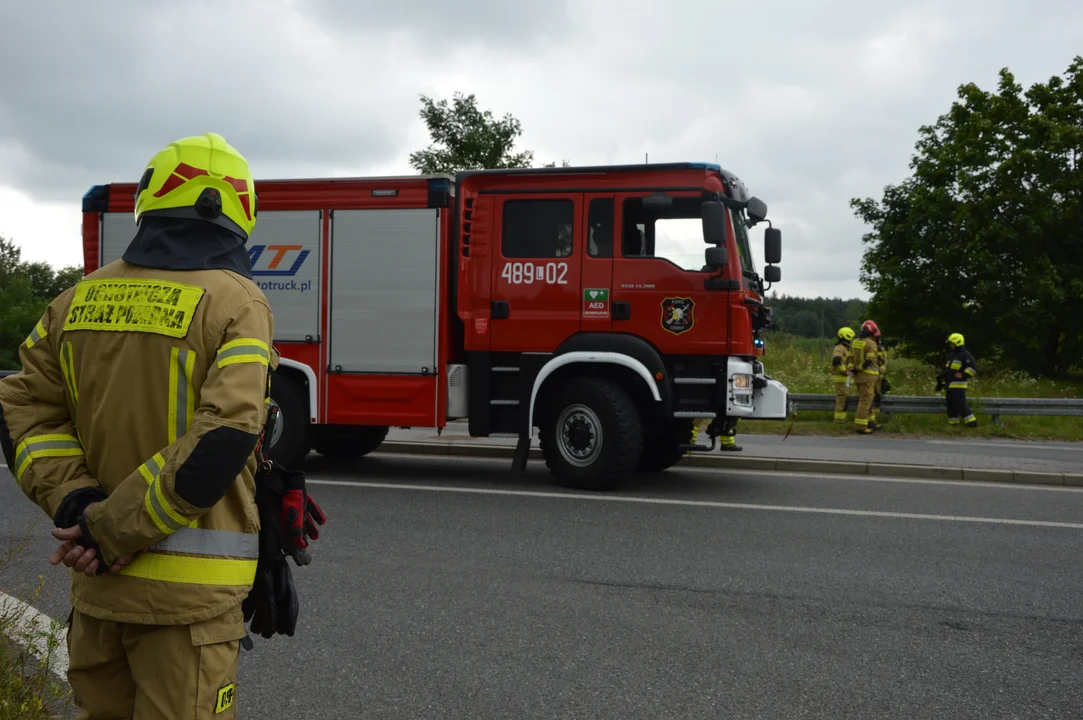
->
[1, 0, 1079, 299]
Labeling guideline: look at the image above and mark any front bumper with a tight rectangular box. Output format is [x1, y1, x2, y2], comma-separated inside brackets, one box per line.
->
[723, 357, 789, 420]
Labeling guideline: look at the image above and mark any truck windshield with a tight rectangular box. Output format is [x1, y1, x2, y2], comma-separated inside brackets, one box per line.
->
[730, 209, 759, 282]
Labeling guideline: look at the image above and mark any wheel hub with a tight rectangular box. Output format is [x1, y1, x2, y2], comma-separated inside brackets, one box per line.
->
[268, 398, 284, 448]
[557, 404, 603, 468]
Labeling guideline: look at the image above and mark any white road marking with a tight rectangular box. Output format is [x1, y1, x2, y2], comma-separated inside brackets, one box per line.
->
[0, 462, 6, 468]
[0, 592, 67, 677]
[306, 479, 1083, 529]
[925, 440, 1083, 452]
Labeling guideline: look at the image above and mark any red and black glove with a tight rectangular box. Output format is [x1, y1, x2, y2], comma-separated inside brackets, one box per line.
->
[275, 465, 327, 566]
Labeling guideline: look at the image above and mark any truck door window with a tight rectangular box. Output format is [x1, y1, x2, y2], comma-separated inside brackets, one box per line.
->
[502, 199, 573, 258]
[621, 196, 707, 271]
[587, 198, 614, 258]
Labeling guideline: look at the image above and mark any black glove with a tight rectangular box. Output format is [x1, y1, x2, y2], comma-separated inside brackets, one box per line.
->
[935, 377, 946, 392]
[881, 377, 892, 394]
[243, 478, 301, 639]
[243, 553, 299, 639]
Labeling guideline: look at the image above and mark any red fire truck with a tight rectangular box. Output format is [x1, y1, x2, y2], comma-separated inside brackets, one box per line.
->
[81, 162, 789, 490]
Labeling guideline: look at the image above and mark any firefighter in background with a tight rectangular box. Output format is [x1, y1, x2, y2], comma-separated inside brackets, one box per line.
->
[871, 330, 890, 425]
[0, 132, 322, 718]
[849, 320, 882, 434]
[936, 332, 979, 427]
[831, 327, 855, 423]
[691, 417, 742, 452]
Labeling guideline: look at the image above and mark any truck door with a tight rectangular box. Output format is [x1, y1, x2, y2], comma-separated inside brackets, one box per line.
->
[490, 194, 583, 353]
[610, 192, 731, 356]
[580, 194, 615, 333]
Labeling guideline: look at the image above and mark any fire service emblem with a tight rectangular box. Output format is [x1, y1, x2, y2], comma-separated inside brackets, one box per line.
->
[660, 297, 695, 335]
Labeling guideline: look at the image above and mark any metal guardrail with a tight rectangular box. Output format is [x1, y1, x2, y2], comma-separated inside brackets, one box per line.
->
[790, 393, 1083, 423]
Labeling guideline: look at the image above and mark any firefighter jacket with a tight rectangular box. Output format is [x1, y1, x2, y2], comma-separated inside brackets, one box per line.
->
[877, 346, 888, 374]
[849, 335, 880, 381]
[941, 346, 978, 389]
[831, 342, 852, 382]
[0, 247, 277, 626]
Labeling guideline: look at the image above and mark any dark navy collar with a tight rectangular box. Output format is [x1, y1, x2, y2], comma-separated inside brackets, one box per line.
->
[121, 216, 253, 279]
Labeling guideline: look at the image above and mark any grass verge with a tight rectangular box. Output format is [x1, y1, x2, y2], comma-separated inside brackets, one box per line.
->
[0, 517, 72, 720]
[749, 333, 1083, 441]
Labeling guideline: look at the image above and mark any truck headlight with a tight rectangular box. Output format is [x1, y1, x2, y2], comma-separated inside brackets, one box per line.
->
[732, 373, 753, 390]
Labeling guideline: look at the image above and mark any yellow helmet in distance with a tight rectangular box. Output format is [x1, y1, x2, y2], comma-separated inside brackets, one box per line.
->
[134, 132, 257, 240]
[837, 327, 855, 343]
[947, 332, 965, 347]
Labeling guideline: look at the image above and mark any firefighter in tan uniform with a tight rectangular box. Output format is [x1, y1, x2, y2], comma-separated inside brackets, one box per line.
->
[871, 335, 890, 425]
[849, 320, 882, 434]
[0, 133, 291, 719]
[831, 327, 855, 423]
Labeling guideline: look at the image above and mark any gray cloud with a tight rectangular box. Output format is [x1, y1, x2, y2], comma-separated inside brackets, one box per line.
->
[1, 0, 1080, 298]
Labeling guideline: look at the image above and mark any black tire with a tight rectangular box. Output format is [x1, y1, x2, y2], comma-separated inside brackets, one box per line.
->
[268, 372, 311, 469]
[314, 425, 390, 461]
[637, 419, 693, 473]
[538, 376, 644, 491]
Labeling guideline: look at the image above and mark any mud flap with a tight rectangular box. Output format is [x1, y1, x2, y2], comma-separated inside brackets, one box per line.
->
[510, 433, 531, 478]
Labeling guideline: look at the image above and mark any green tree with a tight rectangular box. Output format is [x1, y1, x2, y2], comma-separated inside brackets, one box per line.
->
[0, 235, 83, 370]
[409, 91, 569, 174]
[853, 57, 1083, 375]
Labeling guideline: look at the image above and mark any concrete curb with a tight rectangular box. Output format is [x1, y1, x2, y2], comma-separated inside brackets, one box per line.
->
[373, 441, 1083, 488]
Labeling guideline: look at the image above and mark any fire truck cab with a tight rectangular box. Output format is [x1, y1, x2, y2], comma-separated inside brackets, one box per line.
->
[81, 161, 788, 491]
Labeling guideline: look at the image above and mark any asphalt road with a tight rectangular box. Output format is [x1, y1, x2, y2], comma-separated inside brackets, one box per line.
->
[3, 454, 1083, 719]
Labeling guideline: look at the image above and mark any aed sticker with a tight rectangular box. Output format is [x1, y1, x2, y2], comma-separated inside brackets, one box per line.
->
[215, 683, 236, 714]
[474, 318, 489, 334]
[583, 288, 610, 319]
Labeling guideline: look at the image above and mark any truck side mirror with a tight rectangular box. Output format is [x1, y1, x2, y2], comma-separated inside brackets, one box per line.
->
[704, 245, 727, 270]
[764, 227, 782, 264]
[702, 201, 725, 245]
[746, 196, 768, 225]
[764, 265, 781, 283]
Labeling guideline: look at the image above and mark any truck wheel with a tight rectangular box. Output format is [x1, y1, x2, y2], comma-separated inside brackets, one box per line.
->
[538, 376, 643, 491]
[314, 426, 390, 461]
[268, 372, 311, 469]
[637, 419, 693, 473]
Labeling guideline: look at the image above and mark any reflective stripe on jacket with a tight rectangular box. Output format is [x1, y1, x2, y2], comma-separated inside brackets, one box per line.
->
[831, 342, 851, 381]
[850, 337, 880, 377]
[0, 258, 276, 625]
[944, 347, 978, 389]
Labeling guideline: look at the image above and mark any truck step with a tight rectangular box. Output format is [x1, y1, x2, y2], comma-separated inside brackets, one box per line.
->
[673, 378, 716, 385]
[673, 411, 716, 419]
[491, 366, 519, 373]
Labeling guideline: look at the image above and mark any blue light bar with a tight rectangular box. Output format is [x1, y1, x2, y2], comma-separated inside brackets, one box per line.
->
[82, 184, 109, 212]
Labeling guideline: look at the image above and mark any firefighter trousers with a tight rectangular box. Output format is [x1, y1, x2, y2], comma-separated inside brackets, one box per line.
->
[946, 388, 977, 426]
[854, 377, 877, 431]
[833, 381, 849, 422]
[66, 605, 246, 720]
